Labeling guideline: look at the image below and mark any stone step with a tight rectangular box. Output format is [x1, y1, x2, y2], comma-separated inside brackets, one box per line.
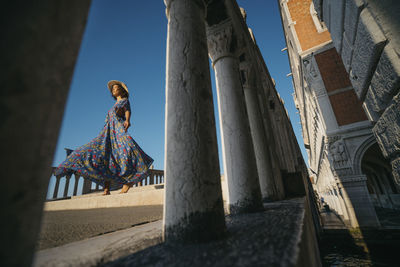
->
[71, 184, 164, 199]
[34, 197, 321, 267]
[43, 185, 164, 211]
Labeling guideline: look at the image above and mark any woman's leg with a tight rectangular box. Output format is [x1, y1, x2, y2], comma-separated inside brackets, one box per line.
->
[102, 181, 110, 195]
[119, 182, 134, 193]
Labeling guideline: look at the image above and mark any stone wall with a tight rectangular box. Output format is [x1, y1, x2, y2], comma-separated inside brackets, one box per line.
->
[278, 0, 382, 227]
[313, 0, 400, 183]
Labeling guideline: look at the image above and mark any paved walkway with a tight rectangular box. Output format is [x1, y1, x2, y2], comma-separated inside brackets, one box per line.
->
[35, 198, 317, 267]
[37, 205, 163, 250]
[320, 210, 346, 229]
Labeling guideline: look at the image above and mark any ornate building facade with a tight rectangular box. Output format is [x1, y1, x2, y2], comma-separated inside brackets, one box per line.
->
[278, 0, 400, 228]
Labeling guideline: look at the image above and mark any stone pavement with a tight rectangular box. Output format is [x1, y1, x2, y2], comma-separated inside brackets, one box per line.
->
[34, 220, 163, 267]
[34, 198, 321, 267]
[104, 198, 320, 267]
[320, 210, 346, 229]
[37, 205, 163, 250]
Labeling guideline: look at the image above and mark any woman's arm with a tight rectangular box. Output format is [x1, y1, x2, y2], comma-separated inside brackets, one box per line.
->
[123, 110, 131, 132]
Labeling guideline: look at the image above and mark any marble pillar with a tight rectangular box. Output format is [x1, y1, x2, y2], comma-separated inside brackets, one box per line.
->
[207, 20, 263, 214]
[73, 175, 80, 196]
[240, 62, 277, 201]
[82, 178, 92, 194]
[63, 174, 71, 197]
[259, 83, 286, 200]
[341, 175, 380, 227]
[1, 1, 91, 265]
[163, 0, 226, 243]
[53, 176, 61, 199]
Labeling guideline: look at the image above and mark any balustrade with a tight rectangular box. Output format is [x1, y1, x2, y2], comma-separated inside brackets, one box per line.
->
[48, 169, 164, 200]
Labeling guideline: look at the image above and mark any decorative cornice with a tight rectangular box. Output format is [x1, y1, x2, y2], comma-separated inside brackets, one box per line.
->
[164, 0, 206, 19]
[207, 19, 234, 67]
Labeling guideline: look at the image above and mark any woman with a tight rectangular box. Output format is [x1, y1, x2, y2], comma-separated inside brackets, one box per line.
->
[54, 80, 154, 195]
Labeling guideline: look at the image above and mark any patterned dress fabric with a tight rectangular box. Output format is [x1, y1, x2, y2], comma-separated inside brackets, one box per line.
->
[55, 98, 154, 190]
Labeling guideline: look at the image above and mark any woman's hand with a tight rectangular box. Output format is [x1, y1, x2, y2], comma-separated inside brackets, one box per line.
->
[123, 120, 131, 132]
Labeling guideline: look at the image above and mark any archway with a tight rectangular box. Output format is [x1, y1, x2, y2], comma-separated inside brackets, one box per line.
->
[361, 142, 400, 226]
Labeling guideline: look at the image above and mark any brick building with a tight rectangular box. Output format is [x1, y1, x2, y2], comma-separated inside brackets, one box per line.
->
[278, 0, 400, 227]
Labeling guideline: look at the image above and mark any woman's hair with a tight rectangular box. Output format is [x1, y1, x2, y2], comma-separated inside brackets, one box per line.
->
[111, 84, 129, 100]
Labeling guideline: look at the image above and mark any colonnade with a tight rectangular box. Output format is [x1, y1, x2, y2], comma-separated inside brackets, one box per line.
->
[51, 174, 80, 199]
[162, 0, 305, 243]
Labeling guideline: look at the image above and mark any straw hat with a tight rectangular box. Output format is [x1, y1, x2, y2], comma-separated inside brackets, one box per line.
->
[107, 80, 129, 94]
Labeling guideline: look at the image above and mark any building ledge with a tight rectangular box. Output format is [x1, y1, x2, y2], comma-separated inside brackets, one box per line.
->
[34, 197, 321, 267]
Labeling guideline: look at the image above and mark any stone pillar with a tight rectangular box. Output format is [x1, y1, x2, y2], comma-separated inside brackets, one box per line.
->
[0, 2, 91, 266]
[259, 82, 286, 200]
[337, 185, 350, 222]
[240, 62, 277, 201]
[163, 0, 226, 243]
[63, 174, 71, 197]
[207, 20, 263, 214]
[149, 172, 155, 185]
[302, 55, 339, 133]
[53, 176, 61, 199]
[340, 175, 380, 227]
[82, 179, 92, 194]
[73, 175, 80, 196]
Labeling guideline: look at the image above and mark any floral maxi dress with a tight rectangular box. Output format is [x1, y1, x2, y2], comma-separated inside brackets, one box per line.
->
[54, 99, 154, 190]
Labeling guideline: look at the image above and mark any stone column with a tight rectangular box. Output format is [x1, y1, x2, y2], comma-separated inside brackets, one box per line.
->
[52, 176, 61, 199]
[240, 62, 277, 201]
[63, 174, 71, 197]
[302, 55, 339, 133]
[341, 175, 380, 227]
[337, 185, 350, 222]
[207, 20, 263, 214]
[1, 2, 91, 266]
[148, 173, 154, 185]
[82, 179, 92, 195]
[259, 82, 286, 199]
[163, 0, 226, 243]
[73, 175, 80, 196]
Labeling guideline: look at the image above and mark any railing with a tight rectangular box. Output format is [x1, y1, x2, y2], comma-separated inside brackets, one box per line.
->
[47, 168, 164, 201]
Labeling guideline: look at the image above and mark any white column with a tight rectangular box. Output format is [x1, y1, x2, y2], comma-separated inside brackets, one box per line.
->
[341, 175, 380, 227]
[240, 62, 277, 201]
[73, 175, 80, 196]
[52, 176, 61, 199]
[163, 0, 226, 243]
[82, 178, 91, 194]
[337, 185, 350, 221]
[207, 20, 263, 214]
[63, 174, 71, 197]
[259, 83, 286, 199]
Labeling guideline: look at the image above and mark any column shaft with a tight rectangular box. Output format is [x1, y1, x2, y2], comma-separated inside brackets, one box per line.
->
[63, 175, 71, 197]
[212, 54, 263, 213]
[53, 176, 61, 199]
[73, 175, 79, 196]
[243, 81, 277, 201]
[163, 0, 226, 243]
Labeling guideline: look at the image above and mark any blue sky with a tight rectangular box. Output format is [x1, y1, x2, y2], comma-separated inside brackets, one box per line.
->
[48, 0, 306, 198]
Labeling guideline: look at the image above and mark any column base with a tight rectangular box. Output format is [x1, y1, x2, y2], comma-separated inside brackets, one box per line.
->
[228, 198, 265, 215]
[163, 210, 227, 243]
